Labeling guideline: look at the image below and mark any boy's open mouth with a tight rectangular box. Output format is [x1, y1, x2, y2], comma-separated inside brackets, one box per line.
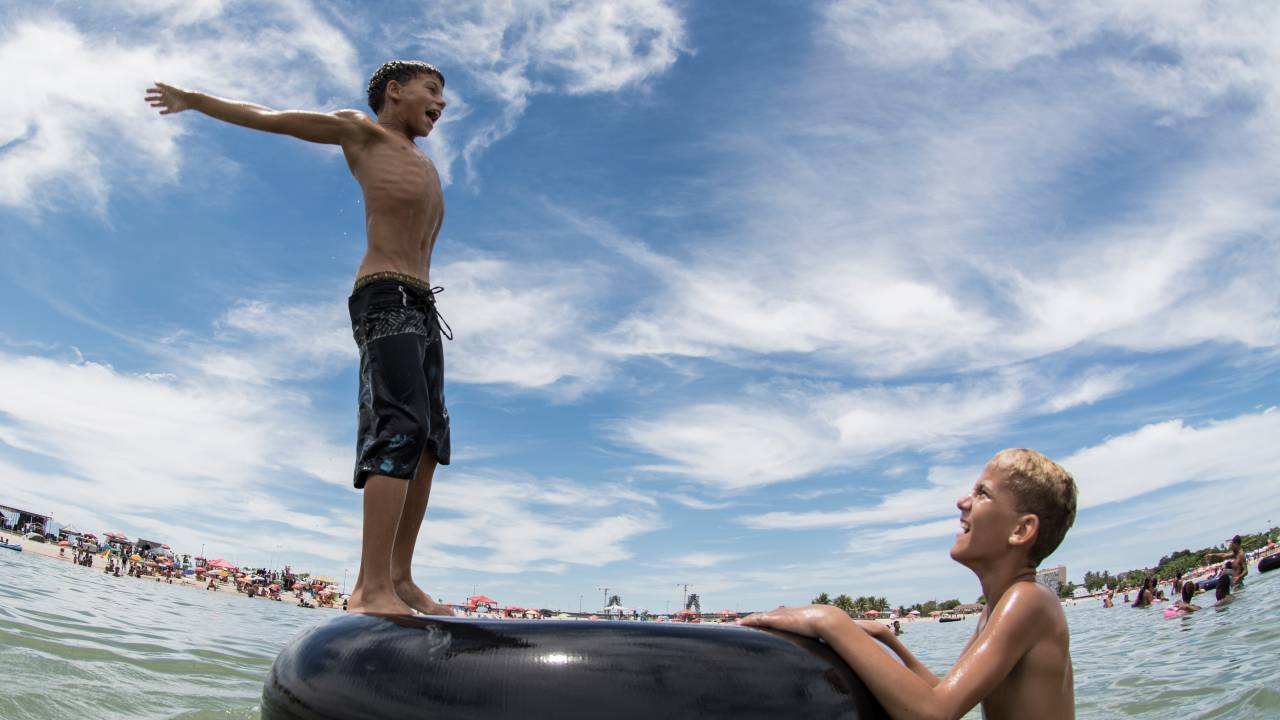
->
[958, 519, 971, 534]
[426, 109, 441, 122]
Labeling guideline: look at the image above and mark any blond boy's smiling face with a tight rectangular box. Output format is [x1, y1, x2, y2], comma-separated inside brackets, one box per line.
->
[951, 463, 1031, 567]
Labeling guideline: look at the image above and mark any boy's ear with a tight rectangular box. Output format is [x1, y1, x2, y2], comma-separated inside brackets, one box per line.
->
[385, 79, 402, 103]
[1009, 513, 1039, 552]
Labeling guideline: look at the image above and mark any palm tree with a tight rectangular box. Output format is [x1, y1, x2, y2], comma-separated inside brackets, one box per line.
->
[685, 593, 701, 613]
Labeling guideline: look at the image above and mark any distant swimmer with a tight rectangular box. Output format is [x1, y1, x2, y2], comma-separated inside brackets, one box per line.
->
[1171, 582, 1200, 615]
[148, 61, 457, 617]
[742, 449, 1078, 720]
[1214, 573, 1234, 607]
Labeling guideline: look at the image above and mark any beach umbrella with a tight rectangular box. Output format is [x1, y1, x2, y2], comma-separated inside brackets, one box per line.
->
[58, 540, 70, 546]
[269, 584, 281, 590]
[130, 554, 142, 561]
[292, 582, 304, 590]
[716, 609, 737, 617]
[864, 610, 880, 617]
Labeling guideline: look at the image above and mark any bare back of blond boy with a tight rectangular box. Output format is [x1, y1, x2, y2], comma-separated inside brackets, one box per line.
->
[742, 449, 1077, 720]
[147, 61, 456, 617]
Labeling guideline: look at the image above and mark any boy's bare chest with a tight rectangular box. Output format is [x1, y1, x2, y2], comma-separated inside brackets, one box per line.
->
[356, 145, 442, 209]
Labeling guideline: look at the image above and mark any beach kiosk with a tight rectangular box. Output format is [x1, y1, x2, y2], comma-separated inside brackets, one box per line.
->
[0, 504, 51, 537]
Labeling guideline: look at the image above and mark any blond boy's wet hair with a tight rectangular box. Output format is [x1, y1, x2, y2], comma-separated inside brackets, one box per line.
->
[992, 448, 1077, 565]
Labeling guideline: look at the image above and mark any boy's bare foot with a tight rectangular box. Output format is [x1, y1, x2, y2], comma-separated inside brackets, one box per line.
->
[348, 588, 415, 615]
[395, 580, 456, 616]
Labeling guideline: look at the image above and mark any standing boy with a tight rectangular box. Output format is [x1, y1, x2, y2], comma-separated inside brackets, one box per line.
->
[147, 60, 455, 615]
[742, 449, 1078, 720]
[1208, 535, 1248, 588]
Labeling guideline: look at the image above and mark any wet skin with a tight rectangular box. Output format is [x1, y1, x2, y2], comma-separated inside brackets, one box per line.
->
[741, 463, 1074, 720]
[146, 73, 452, 617]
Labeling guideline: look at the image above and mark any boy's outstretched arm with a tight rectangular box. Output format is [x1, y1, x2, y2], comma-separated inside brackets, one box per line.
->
[742, 588, 1047, 720]
[145, 82, 374, 146]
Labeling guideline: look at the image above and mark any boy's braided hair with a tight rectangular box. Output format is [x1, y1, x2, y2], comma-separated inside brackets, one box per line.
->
[367, 60, 445, 114]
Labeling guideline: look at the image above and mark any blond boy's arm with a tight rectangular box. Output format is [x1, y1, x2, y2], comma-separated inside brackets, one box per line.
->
[742, 586, 1048, 720]
[855, 620, 940, 687]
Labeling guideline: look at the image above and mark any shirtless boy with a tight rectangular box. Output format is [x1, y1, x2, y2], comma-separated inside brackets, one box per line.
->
[147, 60, 455, 616]
[1208, 535, 1248, 588]
[742, 449, 1078, 720]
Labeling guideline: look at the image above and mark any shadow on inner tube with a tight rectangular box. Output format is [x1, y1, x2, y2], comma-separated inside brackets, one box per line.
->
[262, 614, 889, 720]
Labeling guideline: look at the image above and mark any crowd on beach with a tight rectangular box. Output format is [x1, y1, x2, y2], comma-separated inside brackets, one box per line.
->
[1, 526, 349, 611]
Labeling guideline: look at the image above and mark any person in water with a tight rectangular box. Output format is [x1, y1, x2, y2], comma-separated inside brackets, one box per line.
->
[147, 60, 455, 616]
[1208, 535, 1248, 588]
[741, 448, 1078, 720]
[1171, 581, 1200, 614]
[1131, 577, 1154, 608]
[1214, 573, 1233, 607]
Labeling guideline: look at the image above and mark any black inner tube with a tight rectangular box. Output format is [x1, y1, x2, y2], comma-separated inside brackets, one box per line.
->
[263, 614, 888, 720]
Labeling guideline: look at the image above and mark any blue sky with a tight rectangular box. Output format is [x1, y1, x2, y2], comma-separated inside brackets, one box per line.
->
[1, 0, 1278, 614]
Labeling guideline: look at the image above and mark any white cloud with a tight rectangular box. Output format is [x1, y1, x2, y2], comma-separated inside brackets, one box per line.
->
[412, 0, 688, 180]
[439, 256, 613, 393]
[1064, 407, 1280, 510]
[0, 3, 361, 213]
[1046, 367, 1132, 413]
[415, 471, 663, 574]
[0, 351, 349, 509]
[615, 371, 1057, 490]
[737, 407, 1280, 536]
[823, 0, 1280, 122]
[580, 1, 1280, 380]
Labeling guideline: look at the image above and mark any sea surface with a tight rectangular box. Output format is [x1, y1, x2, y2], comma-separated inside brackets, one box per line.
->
[2, 550, 1278, 719]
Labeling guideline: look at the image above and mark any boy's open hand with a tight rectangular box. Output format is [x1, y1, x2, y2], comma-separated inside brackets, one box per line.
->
[738, 604, 844, 638]
[146, 82, 192, 115]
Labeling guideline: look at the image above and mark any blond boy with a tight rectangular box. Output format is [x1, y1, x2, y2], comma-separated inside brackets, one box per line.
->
[742, 449, 1078, 720]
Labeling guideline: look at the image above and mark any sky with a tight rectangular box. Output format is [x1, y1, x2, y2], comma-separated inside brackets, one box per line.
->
[1, 0, 1278, 614]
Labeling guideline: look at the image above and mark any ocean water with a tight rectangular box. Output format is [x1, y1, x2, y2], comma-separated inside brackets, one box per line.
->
[2, 550, 1278, 719]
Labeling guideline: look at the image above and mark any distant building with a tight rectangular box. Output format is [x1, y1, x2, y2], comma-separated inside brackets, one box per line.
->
[0, 504, 51, 535]
[1036, 565, 1068, 593]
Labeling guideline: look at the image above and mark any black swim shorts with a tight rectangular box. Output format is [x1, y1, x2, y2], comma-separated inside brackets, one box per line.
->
[349, 272, 452, 489]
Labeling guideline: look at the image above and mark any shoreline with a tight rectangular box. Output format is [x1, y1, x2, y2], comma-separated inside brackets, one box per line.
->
[1, 529, 343, 611]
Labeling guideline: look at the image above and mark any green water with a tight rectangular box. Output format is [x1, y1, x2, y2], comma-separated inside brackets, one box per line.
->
[3, 551, 1278, 719]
